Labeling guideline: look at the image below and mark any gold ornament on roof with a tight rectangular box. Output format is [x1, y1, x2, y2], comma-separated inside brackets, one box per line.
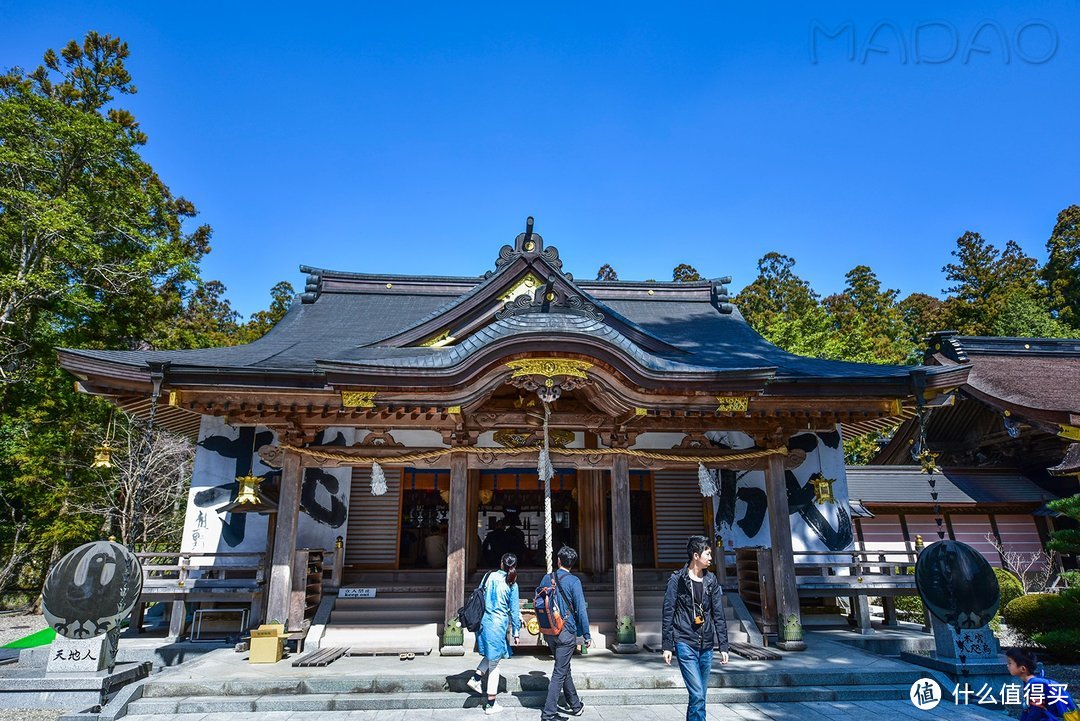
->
[420, 330, 455, 348]
[500, 273, 545, 302]
[340, 391, 377, 408]
[505, 358, 592, 380]
[715, 396, 750, 413]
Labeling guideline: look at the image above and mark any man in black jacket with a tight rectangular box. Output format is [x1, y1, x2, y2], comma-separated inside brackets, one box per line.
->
[661, 535, 729, 721]
[538, 546, 591, 721]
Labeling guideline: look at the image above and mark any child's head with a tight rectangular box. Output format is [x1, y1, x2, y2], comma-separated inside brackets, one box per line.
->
[1006, 649, 1038, 678]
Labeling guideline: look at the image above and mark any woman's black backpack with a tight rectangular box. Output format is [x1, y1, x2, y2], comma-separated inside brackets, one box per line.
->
[457, 572, 492, 632]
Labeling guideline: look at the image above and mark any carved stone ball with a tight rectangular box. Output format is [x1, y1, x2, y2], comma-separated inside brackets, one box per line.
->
[42, 540, 144, 639]
[915, 540, 1000, 630]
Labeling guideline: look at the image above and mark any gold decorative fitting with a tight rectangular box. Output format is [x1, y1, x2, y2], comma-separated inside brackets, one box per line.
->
[420, 330, 455, 348]
[545, 291, 556, 301]
[234, 474, 267, 505]
[341, 391, 377, 408]
[1024, 343, 1031, 349]
[493, 428, 574, 448]
[439, 489, 451, 505]
[386, 283, 393, 289]
[915, 449, 941, 475]
[479, 489, 494, 505]
[715, 396, 750, 413]
[92, 442, 114, 469]
[1003, 409, 1011, 417]
[647, 289, 655, 296]
[447, 406, 462, 415]
[808, 473, 836, 505]
[500, 272, 544, 302]
[505, 358, 593, 380]
[168, 390, 182, 406]
[1059, 425, 1080, 442]
[524, 240, 536, 252]
[634, 407, 648, 416]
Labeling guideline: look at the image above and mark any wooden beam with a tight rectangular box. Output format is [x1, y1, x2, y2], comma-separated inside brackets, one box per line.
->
[266, 450, 302, 629]
[610, 454, 638, 652]
[441, 453, 468, 655]
[765, 452, 806, 651]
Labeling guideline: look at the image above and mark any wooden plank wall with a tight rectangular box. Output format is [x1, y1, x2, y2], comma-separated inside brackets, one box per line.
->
[654, 470, 708, 566]
[345, 466, 402, 568]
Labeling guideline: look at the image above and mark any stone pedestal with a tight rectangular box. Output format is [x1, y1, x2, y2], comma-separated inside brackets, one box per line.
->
[900, 618, 1009, 700]
[45, 634, 113, 674]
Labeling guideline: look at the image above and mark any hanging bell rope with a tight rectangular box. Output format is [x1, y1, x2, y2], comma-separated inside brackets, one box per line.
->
[539, 401, 555, 575]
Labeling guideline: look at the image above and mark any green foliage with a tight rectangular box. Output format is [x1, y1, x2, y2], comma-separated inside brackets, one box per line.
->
[995, 568, 1024, 614]
[843, 427, 896, 465]
[823, 266, 912, 364]
[997, 591, 1049, 643]
[1047, 495, 1080, 555]
[1033, 629, 1080, 662]
[941, 232, 1044, 335]
[672, 263, 702, 282]
[894, 592, 925, 623]
[0, 32, 289, 600]
[1043, 205, 1080, 327]
[1062, 571, 1080, 588]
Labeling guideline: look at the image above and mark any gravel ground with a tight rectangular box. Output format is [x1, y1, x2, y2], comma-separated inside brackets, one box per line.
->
[2, 710, 64, 721]
[0, 610, 48, 647]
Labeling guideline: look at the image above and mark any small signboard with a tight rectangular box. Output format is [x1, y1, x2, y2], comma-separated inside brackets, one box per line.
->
[338, 587, 377, 599]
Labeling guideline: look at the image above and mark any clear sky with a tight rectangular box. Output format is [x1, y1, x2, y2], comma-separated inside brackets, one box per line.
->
[2, 1, 1077, 317]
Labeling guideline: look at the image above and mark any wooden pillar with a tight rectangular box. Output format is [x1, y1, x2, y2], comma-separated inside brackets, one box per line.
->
[611, 455, 638, 652]
[266, 450, 302, 628]
[466, 470, 480, 574]
[441, 452, 468, 655]
[764, 452, 806, 651]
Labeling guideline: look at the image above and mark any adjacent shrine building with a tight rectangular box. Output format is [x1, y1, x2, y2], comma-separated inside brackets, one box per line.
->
[58, 220, 965, 650]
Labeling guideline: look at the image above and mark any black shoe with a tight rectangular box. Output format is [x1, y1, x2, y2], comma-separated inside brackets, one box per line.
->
[557, 703, 585, 716]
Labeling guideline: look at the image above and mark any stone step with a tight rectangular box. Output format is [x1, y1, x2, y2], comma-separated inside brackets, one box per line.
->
[126, 684, 913, 714]
[138, 667, 923, 698]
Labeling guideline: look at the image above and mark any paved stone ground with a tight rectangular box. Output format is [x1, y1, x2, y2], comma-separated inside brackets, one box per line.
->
[117, 699, 1007, 720]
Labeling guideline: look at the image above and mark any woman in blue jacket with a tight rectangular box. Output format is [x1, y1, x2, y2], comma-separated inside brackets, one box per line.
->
[467, 553, 522, 715]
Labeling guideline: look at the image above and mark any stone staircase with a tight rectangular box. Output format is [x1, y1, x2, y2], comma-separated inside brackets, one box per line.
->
[313, 569, 757, 653]
[118, 662, 925, 716]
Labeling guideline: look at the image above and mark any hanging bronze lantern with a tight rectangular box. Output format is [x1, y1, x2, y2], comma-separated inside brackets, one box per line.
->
[808, 472, 836, 505]
[92, 442, 114, 469]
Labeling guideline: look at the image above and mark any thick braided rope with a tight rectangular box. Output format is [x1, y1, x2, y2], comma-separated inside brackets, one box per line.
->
[542, 402, 554, 575]
[277, 443, 788, 465]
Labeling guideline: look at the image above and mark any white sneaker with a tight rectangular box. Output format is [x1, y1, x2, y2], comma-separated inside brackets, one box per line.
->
[484, 701, 505, 715]
[466, 676, 484, 695]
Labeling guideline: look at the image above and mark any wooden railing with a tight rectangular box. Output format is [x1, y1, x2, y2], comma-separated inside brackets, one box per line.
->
[136, 551, 267, 590]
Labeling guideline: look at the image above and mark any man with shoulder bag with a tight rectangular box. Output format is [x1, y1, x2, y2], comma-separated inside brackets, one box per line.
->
[661, 535, 730, 721]
[535, 546, 591, 721]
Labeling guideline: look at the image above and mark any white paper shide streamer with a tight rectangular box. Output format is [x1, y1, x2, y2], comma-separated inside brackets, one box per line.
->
[370, 461, 387, 496]
[698, 462, 718, 497]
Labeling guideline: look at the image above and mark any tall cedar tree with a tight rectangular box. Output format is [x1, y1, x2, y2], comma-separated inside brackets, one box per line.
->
[1043, 205, 1080, 327]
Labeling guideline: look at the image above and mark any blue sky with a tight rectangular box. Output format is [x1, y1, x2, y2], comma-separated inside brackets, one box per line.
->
[2, 1, 1077, 317]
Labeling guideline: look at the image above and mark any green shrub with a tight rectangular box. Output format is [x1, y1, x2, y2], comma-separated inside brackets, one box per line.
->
[1033, 629, 1080, 662]
[1062, 570, 1080, 588]
[1003, 594, 1059, 642]
[894, 593, 925, 623]
[995, 568, 1024, 611]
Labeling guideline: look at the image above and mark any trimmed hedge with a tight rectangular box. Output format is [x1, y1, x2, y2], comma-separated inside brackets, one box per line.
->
[995, 568, 1024, 612]
[1003, 593, 1059, 642]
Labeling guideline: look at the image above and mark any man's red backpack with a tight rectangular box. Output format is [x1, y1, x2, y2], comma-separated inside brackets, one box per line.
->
[534, 572, 575, 636]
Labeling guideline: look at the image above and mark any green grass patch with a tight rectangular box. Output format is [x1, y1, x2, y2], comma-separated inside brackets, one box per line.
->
[2, 626, 55, 649]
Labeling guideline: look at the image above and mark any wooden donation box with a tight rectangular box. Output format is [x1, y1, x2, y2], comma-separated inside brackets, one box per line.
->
[249, 624, 286, 664]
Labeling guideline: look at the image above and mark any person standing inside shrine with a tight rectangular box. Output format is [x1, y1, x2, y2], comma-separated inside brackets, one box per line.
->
[466, 553, 521, 715]
[662, 535, 730, 721]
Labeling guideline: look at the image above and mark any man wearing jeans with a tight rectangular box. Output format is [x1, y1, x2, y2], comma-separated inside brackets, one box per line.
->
[538, 546, 591, 721]
[661, 535, 730, 721]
